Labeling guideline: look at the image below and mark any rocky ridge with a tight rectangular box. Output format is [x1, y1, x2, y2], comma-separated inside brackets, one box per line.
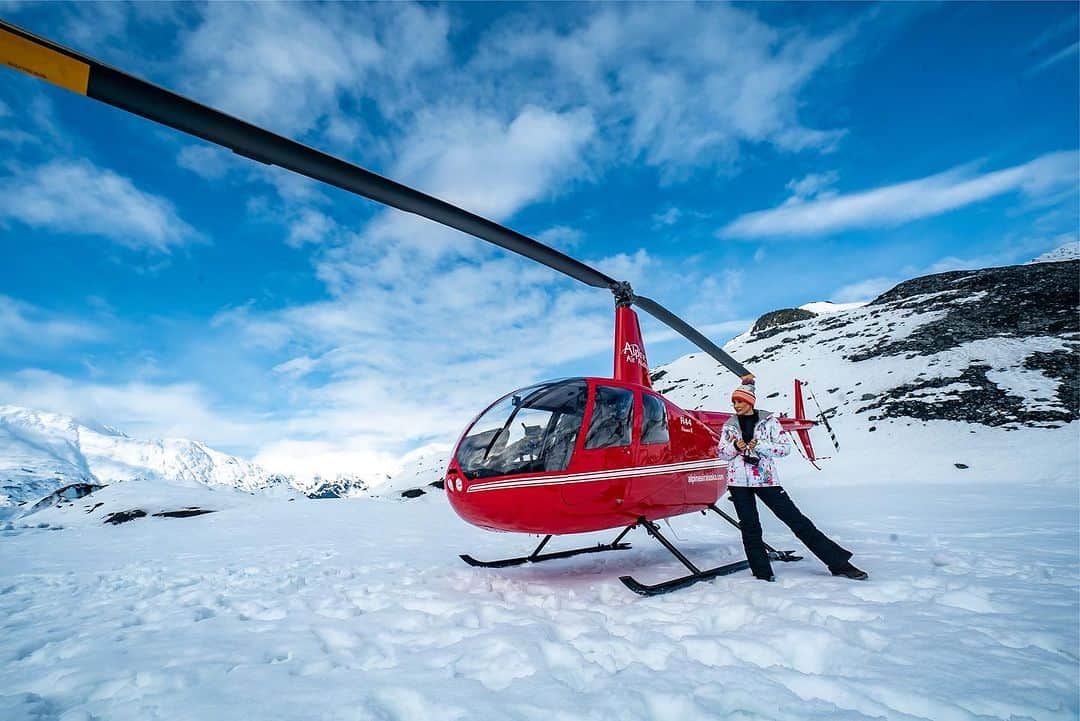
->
[653, 258, 1078, 431]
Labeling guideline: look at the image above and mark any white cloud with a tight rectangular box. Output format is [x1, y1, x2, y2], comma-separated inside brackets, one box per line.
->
[831, 277, 897, 304]
[536, 225, 584, 251]
[176, 144, 236, 180]
[652, 208, 682, 227]
[393, 105, 596, 223]
[720, 150, 1080, 239]
[0, 159, 200, 252]
[471, 4, 850, 177]
[0, 296, 105, 351]
[786, 171, 839, 201]
[178, 3, 449, 137]
[286, 209, 336, 248]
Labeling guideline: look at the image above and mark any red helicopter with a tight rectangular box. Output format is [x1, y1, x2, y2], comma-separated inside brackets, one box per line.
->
[0, 21, 837, 594]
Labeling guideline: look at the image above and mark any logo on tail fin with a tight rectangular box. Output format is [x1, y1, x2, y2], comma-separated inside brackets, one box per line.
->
[622, 342, 648, 368]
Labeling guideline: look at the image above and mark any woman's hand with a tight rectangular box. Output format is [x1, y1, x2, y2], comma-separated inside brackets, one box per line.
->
[747, 439, 758, 452]
[735, 439, 748, 452]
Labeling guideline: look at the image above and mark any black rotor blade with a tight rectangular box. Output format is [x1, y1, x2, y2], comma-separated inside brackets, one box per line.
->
[0, 20, 618, 291]
[1, 20, 751, 380]
[632, 295, 751, 379]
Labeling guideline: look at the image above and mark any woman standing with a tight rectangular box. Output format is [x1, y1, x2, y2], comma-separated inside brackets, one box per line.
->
[718, 376, 868, 582]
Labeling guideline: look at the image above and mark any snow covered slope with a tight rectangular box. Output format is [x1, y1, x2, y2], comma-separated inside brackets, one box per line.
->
[653, 259, 1078, 485]
[0, 405, 291, 513]
[1029, 240, 1079, 264]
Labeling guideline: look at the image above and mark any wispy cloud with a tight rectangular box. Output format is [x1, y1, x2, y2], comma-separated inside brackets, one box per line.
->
[830, 241, 1071, 303]
[720, 150, 1080, 240]
[0, 159, 200, 252]
[785, 171, 839, 202]
[0, 296, 105, 352]
[470, 4, 850, 179]
[652, 208, 682, 228]
[536, 225, 584, 251]
[0, 369, 258, 448]
[177, 3, 449, 139]
[1026, 41, 1079, 76]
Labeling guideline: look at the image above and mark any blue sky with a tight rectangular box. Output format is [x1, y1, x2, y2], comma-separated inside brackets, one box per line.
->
[1, 2, 1077, 479]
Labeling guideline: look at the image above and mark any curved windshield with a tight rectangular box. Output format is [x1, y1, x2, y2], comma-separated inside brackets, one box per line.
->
[456, 380, 588, 479]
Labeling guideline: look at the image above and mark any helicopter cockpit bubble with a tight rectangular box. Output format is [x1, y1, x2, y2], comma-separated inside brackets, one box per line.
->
[456, 379, 588, 480]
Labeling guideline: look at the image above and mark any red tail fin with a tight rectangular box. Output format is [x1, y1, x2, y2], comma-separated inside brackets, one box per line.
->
[614, 305, 652, 389]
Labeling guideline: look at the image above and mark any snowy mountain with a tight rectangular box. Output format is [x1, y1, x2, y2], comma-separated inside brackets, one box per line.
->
[652, 257, 1078, 484]
[368, 444, 452, 499]
[1029, 240, 1079, 264]
[297, 473, 380, 499]
[0, 405, 292, 513]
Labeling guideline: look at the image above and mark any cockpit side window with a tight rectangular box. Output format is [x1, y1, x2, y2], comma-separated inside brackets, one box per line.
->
[584, 386, 634, 449]
[641, 393, 669, 445]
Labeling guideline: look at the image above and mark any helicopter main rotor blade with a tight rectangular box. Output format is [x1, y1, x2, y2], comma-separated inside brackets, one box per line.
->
[0, 21, 618, 292]
[631, 295, 751, 379]
[1, 20, 751, 380]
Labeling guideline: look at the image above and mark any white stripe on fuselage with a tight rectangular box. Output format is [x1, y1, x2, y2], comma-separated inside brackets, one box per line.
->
[466, 458, 726, 493]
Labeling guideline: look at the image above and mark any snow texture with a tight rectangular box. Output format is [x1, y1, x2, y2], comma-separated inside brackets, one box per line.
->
[1029, 241, 1079, 264]
[0, 480, 1076, 721]
[0, 259, 1076, 720]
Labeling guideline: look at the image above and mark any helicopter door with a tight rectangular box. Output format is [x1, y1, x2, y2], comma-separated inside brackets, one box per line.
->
[629, 392, 682, 506]
[561, 384, 634, 506]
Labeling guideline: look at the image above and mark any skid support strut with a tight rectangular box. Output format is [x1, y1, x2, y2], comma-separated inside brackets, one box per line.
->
[618, 518, 750, 596]
[708, 504, 803, 562]
[460, 525, 634, 568]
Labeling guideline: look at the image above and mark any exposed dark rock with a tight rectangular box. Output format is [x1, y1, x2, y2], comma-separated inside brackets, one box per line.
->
[828, 260, 1080, 427]
[429, 480, 445, 490]
[856, 365, 1073, 427]
[954, 463, 969, 469]
[26, 483, 104, 515]
[103, 509, 147, 525]
[152, 509, 216, 519]
[750, 308, 817, 340]
[401, 488, 426, 499]
[1025, 349, 1078, 414]
[850, 261, 1078, 361]
[304, 474, 371, 499]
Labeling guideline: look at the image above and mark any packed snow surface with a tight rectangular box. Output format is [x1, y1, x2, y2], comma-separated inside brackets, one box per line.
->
[1, 478, 1077, 721]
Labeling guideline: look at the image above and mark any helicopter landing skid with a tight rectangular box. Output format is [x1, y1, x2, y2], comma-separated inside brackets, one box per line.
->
[460, 526, 634, 569]
[619, 518, 751, 596]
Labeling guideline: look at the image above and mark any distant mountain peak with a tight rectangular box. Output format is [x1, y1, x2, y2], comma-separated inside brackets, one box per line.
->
[0, 405, 290, 511]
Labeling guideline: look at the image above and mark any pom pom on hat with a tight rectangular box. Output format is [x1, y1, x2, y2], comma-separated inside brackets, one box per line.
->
[731, 374, 756, 406]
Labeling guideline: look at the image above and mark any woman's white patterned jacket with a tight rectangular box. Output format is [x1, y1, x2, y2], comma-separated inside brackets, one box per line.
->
[717, 410, 792, 487]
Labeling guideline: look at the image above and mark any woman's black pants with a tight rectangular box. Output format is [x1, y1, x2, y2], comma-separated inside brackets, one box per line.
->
[728, 486, 852, 578]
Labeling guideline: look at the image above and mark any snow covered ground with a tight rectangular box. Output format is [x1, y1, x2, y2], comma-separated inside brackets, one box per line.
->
[1, 478, 1076, 721]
